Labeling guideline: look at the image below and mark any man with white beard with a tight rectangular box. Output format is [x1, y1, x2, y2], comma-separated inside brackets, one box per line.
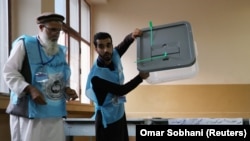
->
[2, 12, 78, 141]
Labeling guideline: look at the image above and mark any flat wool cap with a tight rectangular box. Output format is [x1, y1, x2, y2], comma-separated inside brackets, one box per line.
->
[36, 12, 65, 24]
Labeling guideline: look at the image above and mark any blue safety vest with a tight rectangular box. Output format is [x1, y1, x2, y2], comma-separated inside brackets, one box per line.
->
[86, 49, 125, 128]
[8, 35, 70, 118]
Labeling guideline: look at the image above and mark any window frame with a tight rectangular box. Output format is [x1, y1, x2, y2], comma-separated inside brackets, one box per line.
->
[0, 0, 11, 94]
[56, 0, 93, 106]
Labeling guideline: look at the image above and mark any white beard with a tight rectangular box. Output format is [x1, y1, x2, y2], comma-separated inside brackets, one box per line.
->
[39, 34, 59, 56]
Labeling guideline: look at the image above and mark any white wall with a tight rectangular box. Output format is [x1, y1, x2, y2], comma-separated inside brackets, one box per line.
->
[91, 0, 250, 84]
[11, 0, 41, 40]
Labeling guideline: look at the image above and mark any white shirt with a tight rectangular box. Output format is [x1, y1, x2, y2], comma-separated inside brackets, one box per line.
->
[2, 40, 29, 97]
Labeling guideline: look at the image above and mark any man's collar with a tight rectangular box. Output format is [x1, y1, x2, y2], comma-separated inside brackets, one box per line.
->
[97, 56, 114, 70]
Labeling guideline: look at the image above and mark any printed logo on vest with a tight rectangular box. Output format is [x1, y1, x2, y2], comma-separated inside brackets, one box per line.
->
[43, 73, 65, 100]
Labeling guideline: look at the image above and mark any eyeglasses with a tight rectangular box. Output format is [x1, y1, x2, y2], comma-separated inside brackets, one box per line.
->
[43, 25, 62, 33]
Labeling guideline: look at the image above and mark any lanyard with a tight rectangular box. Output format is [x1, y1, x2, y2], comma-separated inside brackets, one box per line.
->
[36, 38, 55, 65]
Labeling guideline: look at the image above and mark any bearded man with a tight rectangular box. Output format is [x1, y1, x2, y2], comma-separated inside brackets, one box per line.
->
[85, 29, 149, 141]
[2, 12, 78, 141]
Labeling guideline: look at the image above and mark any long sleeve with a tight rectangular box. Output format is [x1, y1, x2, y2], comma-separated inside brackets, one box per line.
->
[91, 74, 143, 105]
[93, 74, 142, 95]
[2, 40, 29, 97]
[115, 33, 134, 57]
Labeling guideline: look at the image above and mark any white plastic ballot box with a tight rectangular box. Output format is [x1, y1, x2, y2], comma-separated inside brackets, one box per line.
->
[136, 21, 198, 84]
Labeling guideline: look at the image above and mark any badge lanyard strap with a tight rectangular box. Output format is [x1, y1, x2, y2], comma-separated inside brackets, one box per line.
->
[36, 38, 55, 66]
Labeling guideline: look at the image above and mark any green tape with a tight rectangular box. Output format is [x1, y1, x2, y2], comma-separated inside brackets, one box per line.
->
[149, 21, 153, 46]
[135, 52, 168, 63]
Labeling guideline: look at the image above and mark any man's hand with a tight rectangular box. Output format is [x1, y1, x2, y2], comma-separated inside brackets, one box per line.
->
[139, 71, 150, 79]
[25, 85, 47, 105]
[65, 87, 78, 101]
[132, 28, 142, 39]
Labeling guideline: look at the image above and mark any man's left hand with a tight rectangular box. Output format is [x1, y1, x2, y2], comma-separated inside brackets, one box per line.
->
[132, 28, 142, 39]
[65, 87, 78, 101]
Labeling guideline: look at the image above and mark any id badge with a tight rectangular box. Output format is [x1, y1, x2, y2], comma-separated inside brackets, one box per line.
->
[35, 66, 48, 83]
[112, 96, 126, 105]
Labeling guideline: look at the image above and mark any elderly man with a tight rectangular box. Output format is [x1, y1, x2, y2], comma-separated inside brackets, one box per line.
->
[2, 12, 78, 141]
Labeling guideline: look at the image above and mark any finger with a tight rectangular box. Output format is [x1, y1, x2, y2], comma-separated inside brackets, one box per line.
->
[70, 95, 78, 101]
[35, 99, 46, 105]
[35, 97, 47, 105]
